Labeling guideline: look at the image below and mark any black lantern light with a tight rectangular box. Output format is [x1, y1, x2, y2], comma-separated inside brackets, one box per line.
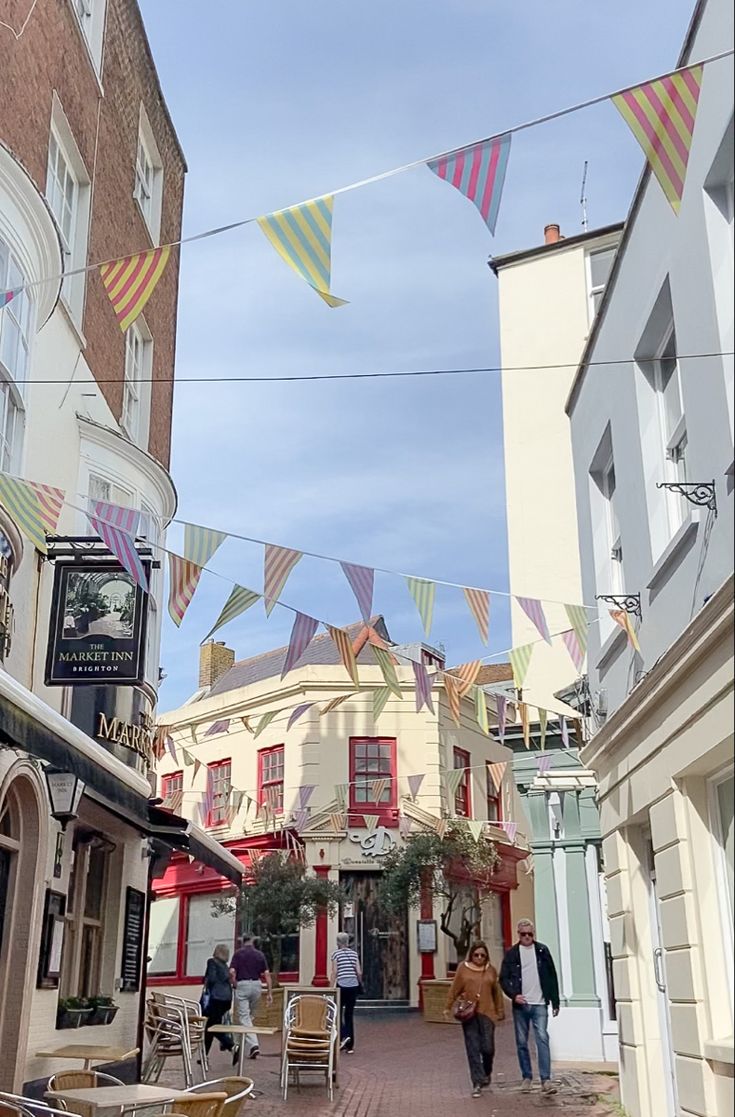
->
[44, 767, 85, 830]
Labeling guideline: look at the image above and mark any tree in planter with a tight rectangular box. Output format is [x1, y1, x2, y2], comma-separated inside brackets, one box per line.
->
[220, 853, 343, 983]
[379, 825, 501, 964]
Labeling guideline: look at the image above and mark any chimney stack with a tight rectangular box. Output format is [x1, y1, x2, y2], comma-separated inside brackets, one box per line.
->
[544, 223, 562, 244]
[199, 640, 235, 688]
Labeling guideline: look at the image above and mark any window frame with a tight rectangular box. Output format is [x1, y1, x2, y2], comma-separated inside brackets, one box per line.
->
[586, 245, 617, 324]
[59, 837, 112, 999]
[257, 744, 285, 814]
[348, 737, 397, 818]
[652, 327, 688, 535]
[46, 97, 91, 326]
[134, 105, 164, 244]
[486, 770, 503, 823]
[161, 770, 184, 814]
[206, 759, 232, 828]
[122, 317, 152, 447]
[69, 0, 107, 76]
[453, 747, 472, 818]
[708, 766, 734, 998]
[0, 237, 32, 473]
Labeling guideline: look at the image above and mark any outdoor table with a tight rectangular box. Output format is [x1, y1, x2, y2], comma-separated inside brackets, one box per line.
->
[45, 1084, 191, 1114]
[35, 1045, 139, 1071]
[207, 1024, 279, 1077]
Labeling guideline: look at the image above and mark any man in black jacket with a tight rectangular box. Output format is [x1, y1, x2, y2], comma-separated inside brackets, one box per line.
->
[499, 919, 560, 1095]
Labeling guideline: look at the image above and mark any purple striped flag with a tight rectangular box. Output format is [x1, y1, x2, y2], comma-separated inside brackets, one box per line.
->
[428, 133, 511, 235]
[281, 611, 319, 678]
[412, 661, 435, 714]
[538, 754, 552, 775]
[204, 719, 230, 737]
[516, 596, 551, 644]
[562, 628, 585, 672]
[87, 500, 148, 591]
[293, 809, 310, 833]
[298, 785, 316, 810]
[340, 561, 374, 621]
[288, 703, 314, 731]
[495, 695, 507, 742]
[399, 815, 412, 838]
[499, 820, 518, 843]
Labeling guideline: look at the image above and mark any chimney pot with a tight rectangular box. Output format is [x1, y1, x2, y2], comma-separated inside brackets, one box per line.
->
[199, 640, 235, 689]
[544, 223, 561, 245]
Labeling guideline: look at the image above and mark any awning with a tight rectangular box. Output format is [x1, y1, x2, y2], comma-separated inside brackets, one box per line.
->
[147, 804, 243, 885]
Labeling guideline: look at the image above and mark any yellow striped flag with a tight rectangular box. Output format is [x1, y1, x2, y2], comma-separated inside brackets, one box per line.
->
[474, 687, 489, 736]
[455, 660, 482, 697]
[329, 625, 360, 688]
[463, 587, 490, 644]
[257, 196, 347, 307]
[373, 686, 391, 721]
[406, 576, 435, 636]
[509, 643, 534, 690]
[99, 246, 171, 331]
[610, 609, 641, 653]
[0, 474, 64, 553]
[168, 554, 203, 627]
[520, 702, 531, 748]
[612, 66, 703, 213]
[371, 643, 402, 698]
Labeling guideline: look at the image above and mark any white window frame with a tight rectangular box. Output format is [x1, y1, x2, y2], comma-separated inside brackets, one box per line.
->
[69, 0, 106, 74]
[708, 767, 734, 1000]
[134, 106, 164, 244]
[653, 327, 688, 536]
[123, 318, 152, 448]
[586, 246, 616, 325]
[599, 453, 623, 594]
[589, 435, 623, 643]
[0, 237, 32, 474]
[46, 96, 91, 327]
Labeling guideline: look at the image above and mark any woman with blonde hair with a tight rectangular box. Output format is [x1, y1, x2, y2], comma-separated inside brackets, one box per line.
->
[202, 942, 237, 1059]
[444, 941, 505, 1098]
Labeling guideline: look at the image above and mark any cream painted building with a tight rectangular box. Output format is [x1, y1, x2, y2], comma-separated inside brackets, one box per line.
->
[152, 622, 534, 1008]
[491, 220, 622, 707]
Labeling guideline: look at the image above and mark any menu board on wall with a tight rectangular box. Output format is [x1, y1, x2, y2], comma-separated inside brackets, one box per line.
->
[121, 887, 145, 992]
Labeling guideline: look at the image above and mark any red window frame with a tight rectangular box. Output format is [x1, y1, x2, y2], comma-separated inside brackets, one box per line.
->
[161, 770, 184, 813]
[258, 744, 285, 813]
[486, 768, 503, 823]
[349, 737, 397, 817]
[453, 747, 471, 818]
[207, 759, 231, 827]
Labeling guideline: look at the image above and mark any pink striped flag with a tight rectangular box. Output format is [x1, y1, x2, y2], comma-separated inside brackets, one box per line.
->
[32, 482, 65, 539]
[516, 596, 551, 644]
[499, 820, 517, 843]
[562, 628, 585, 672]
[0, 289, 19, 309]
[428, 134, 512, 234]
[168, 553, 202, 626]
[264, 544, 302, 615]
[463, 587, 490, 644]
[87, 500, 148, 591]
[612, 66, 703, 213]
[407, 773, 425, 800]
[412, 661, 435, 714]
[288, 703, 314, 731]
[399, 815, 412, 838]
[281, 611, 319, 678]
[340, 561, 374, 621]
[99, 247, 171, 331]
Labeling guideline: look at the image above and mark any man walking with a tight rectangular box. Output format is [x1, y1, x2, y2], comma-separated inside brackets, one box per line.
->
[499, 919, 560, 1095]
[229, 934, 273, 1060]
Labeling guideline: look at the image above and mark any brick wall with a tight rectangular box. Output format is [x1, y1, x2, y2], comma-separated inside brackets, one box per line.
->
[0, 0, 185, 467]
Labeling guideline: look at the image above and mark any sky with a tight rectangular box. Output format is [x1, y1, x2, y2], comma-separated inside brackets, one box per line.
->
[140, 0, 697, 712]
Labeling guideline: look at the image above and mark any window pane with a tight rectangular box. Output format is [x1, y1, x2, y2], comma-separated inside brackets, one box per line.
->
[590, 248, 615, 289]
[661, 364, 683, 437]
[717, 776, 734, 921]
[185, 893, 235, 978]
[148, 896, 180, 975]
[84, 846, 107, 919]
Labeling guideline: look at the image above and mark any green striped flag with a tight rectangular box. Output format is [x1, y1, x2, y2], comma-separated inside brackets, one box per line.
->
[509, 643, 534, 690]
[372, 644, 402, 698]
[475, 687, 490, 735]
[254, 710, 279, 738]
[538, 708, 548, 750]
[565, 603, 589, 649]
[406, 576, 435, 636]
[204, 585, 260, 640]
[373, 686, 391, 721]
[0, 474, 64, 553]
[445, 767, 465, 798]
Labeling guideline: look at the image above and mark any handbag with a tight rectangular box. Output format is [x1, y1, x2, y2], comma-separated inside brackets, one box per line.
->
[452, 991, 480, 1023]
[200, 988, 210, 1013]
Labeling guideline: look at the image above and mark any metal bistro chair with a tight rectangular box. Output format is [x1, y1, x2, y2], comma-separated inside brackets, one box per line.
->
[150, 991, 208, 1078]
[141, 1096, 226, 1117]
[183, 1079, 253, 1117]
[46, 1073, 124, 1117]
[143, 999, 195, 1087]
[281, 995, 338, 1102]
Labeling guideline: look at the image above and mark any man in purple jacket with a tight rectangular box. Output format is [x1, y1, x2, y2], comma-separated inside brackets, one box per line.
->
[229, 935, 273, 1060]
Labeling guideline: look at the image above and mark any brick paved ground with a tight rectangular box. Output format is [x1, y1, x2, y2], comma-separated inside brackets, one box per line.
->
[160, 1012, 620, 1117]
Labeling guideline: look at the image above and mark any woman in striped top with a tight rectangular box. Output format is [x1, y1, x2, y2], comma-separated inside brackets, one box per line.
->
[330, 932, 362, 1052]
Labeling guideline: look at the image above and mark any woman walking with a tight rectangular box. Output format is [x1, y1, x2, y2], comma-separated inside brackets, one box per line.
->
[444, 941, 505, 1098]
[330, 932, 362, 1053]
[202, 943, 238, 1061]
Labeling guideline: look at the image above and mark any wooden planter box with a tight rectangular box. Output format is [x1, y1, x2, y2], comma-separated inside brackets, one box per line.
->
[421, 980, 458, 1024]
[252, 986, 285, 1029]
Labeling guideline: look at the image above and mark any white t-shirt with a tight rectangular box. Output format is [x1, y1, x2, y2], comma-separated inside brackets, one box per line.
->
[520, 943, 544, 1004]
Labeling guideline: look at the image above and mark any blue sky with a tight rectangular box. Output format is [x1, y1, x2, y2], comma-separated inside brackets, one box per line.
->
[140, 0, 696, 711]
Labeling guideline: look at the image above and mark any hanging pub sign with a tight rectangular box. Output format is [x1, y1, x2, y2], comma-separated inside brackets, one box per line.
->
[45, 559, 149, 687]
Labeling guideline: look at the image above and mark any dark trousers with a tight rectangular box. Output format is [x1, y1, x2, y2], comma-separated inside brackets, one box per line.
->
[462, 1013, 496, 1087]
[339, 986, 359, 1050]
[204, 996, 234, 1053]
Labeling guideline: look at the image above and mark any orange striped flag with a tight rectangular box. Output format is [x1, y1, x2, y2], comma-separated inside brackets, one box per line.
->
[328, 626, 360, 688]
[463, 587, 490, 644]
[444, 673, 462, 726]
[100, 246, 171, 332]
[168, 553, 203, 627]
[454, 660, 482, 697]
[610, 609, 641, 653]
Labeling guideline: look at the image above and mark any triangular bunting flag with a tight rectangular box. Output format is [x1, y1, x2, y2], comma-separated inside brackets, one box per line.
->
[467, 819, 484, 843]
[340, 562, 374, 621]
[168, 554, 205, 627]
[203, 585, 260, 641]
[321, 694, 353, 716]
[204, 719, 230, 738]
[455, 660, 482, 697]
[538, 708, 548, 750]
[254, 710, 278, 738]
[444, 767, 465, 798]
[561, 629, 585, 673]
[293, 809, 310, 833]
[373, 686, 391, 722]
[298, 786, 315, 810]
[99, 246, 171, 331]
[264, 544, 302, 615]
[463, 586, 490, 644]
[370, 778, 388, 804]
[182, 749, 194, 767]
[257, 196, 348, 308]
[86, 501, 148, 590]
[288, 703, 314, 731]
[241, 716, 255, 735]
[499, 820, 518, 843]
[560, 716, 570, 748]
[371, 644, 401, 698]
[407, 773, 425, 801]
[495, 695, 507, 743]
[0, 474, 64, 554]
[330, 811, 346, 832]
[610, 609, 641, 652]
[487, 761, 506, 794]
[406, 576, 435, 636]
[516, 596, 551, 644]
[282, 612, 319, 678]
[509, 644, 534, 690]
[612, 65, 703, 213]
[193, 758, 201, 780]
[434, 817, 448, 840]
[428, 133, 511, 234]
[519, 702, 531, 748]
[184, 522, 227, 570]
[231, 789, 245, 816]
[364, 814, 379, 834]
[329, 625, 360, 688]
[166, 735, 177, 763]
[565, 603, 589, 650]
[399, 815, 412, 837]
[475, 686, 489, 735]
[335, 784, 349, 807]
[443, 673, 462, 726]
[538, 754, 552, 775]
[412, 661, 435, 714]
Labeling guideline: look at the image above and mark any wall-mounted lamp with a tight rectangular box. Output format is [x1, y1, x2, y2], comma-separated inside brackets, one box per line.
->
[44, 767, 85, 831]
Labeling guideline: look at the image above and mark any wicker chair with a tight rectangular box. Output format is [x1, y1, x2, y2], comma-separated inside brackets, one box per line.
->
[183, 1079, 253, 1117]
[0, 1103, 33, 1117]
[141, 1096, 227, 1117]
[46, 1073, 124, 1117]
[281, 995, 338, 1102]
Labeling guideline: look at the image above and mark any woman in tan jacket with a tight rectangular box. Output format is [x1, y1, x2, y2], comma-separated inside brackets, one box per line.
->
[444, 941, 505, 1098]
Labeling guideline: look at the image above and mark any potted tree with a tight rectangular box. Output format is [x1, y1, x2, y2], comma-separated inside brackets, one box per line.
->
[85, 995, 119, 1026]
[379, 824, 500, 1022]
[56, 997, 94, 1029]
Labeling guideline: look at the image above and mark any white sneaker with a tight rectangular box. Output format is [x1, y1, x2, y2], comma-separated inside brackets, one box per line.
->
[542, 1080, 557, 1095]
[521, 1079, 532, 1093]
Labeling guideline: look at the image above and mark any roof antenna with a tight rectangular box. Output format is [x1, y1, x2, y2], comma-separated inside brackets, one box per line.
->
[580, 160, 589, 232]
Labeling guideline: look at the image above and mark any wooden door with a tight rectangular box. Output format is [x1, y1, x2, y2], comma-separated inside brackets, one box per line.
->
[341, 872, 408, 1000]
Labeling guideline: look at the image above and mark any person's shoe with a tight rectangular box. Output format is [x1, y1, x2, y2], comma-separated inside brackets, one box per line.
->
[231, 1045, 240, 1065]
[541, 1080, 557, 1095]
[521, 1079, 532, 1093]
[471, 1086, 482, 1098]
[249, 1046, 260, 1060]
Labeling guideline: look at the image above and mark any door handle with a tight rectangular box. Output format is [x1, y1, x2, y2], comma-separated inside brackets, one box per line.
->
[653, 947, 666, 993]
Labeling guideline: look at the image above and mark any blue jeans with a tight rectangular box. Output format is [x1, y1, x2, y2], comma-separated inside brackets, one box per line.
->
[513, 1003, 551, 1082]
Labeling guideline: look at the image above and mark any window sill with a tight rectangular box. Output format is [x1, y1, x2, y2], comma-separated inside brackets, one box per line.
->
[646, 514, 698, 598]
[704, 1037, 734, 1068]
[595, 624, 627, 673]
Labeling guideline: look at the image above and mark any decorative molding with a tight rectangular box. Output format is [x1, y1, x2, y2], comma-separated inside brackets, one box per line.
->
[594, 592, 642, 619]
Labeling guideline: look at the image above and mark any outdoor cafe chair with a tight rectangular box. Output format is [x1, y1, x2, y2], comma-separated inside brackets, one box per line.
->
[149, 993, 208, 1078]
[140, 1095, 226, 1117]
[183, 1079, 253, 1117]
[281, 995, 338, 1102]
[46, 1073, 124, 1117]
[143, 1000, 196, 1087]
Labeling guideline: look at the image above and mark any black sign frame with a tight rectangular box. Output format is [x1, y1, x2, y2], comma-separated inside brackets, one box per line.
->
[45, 559, 149, 687]
[37, 889, 66, 989]
[121, 886, 146, 992]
